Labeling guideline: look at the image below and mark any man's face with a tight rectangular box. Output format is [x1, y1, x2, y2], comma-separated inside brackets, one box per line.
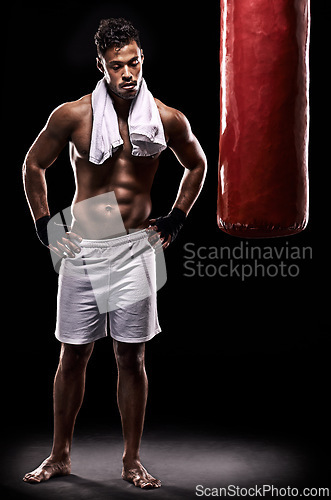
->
[97, 41, 144, 100]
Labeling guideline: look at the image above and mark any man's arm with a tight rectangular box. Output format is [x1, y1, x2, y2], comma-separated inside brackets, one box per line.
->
[23, 103, 82, 257]
[150, 105, 207, 248]
[167, 109, 207, 216]
[23, 103, 73, 221]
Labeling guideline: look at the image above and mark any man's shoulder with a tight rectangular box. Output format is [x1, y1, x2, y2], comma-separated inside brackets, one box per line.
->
[44, 94, 92, 138]
[50, 94, 92, 124]
[154, 98, 183, 123]
[154, 98, 191, 139]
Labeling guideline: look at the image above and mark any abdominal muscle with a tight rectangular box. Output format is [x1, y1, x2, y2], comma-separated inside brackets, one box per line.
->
[70, 162, 156, 240]
[71, 189, 152, 240]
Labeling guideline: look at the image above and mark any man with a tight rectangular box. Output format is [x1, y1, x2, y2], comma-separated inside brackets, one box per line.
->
[22, 18, 206, 489]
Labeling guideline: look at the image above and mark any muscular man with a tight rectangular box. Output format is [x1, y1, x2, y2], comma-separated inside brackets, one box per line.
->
[22, 18, 206, 489]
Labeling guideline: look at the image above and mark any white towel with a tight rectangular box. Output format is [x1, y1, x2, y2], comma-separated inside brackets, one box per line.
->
[89, 78, 167, 164]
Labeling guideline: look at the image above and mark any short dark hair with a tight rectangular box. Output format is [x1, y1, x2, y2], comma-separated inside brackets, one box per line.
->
[94, 18, 141, 57]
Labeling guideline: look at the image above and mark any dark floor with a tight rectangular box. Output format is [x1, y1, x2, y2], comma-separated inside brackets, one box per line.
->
[1, 425, 330, 500]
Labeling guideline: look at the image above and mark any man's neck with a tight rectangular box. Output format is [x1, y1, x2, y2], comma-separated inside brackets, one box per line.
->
[110, 91, 132, 120]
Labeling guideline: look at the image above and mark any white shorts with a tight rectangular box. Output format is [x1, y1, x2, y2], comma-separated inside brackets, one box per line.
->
[55, 230, 163, 344]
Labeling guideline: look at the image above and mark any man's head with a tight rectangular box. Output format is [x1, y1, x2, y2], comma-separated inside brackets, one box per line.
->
[94, 18, 144, 100]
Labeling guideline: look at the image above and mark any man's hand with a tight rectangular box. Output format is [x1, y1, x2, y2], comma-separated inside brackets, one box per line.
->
[148, 208, 186, 249]
[49, 231, 82, 259]
[147, 222, 171, 249]
[35, 215, 82, 258]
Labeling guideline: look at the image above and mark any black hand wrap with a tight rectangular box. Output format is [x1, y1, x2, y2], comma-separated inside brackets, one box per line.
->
[35, 215, 69, 249]
[35, 215, 51, 247]
[154, 208, 186, 243]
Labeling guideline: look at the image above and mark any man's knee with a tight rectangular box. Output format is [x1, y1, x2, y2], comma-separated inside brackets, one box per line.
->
[59, 342, 94, 375]
[113, 341, 145, 373]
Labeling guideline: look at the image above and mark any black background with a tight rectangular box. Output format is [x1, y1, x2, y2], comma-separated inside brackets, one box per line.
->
[3, 0, 329, 490]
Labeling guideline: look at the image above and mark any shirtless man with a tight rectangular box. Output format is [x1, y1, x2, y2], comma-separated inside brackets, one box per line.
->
[22, 18, 206, 489]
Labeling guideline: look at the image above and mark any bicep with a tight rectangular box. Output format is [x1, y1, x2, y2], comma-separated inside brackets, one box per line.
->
[167, 112, 206, 170]
[25, 105, 72, 170]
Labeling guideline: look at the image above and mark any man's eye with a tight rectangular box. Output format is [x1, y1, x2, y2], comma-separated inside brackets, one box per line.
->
[131, 60, 139, 66]
[112, 65, 120, 71]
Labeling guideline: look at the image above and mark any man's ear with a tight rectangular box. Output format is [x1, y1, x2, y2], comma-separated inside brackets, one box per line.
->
[140, 49, 144, 64]
[96, 57, 104, 74]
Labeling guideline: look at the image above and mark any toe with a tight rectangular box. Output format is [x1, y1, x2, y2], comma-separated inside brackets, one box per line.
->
[23, 473, 33, 481]
[140, 478, 161, 489]
[23, 474, 41, 484]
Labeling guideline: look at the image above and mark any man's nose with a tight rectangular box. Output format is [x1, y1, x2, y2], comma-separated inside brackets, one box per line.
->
[122, 66, 132, 80]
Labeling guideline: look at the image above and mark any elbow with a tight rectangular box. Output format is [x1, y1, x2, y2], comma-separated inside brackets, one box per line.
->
[22, 157, 33, 184]
[195, 157, 208, 196]
[195, 145, 208, 177]
[202, 155, 208, 176]
[197, 155, 208, 184]
[22, 157, 29, 178]
[22, 156, 46, 191]
[188, 158, 207, 195]
[22, 157, 30, 184]
[23, 155, 44, 177]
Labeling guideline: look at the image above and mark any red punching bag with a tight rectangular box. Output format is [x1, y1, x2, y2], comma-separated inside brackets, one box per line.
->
[217, 0, 310, 238]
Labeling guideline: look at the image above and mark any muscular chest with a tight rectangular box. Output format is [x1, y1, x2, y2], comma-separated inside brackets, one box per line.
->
[70, 113, 160, 162]
[69, 116, 161, 196]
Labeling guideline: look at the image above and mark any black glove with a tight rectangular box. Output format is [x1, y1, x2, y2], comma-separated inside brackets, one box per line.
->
[154, 208, 186, 243]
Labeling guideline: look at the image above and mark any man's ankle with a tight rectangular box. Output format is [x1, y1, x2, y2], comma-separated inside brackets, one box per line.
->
[49, 447, 71, 463]
[122, 453, 140, 466]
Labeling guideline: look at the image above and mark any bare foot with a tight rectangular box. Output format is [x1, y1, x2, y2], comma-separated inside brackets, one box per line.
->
[23, 456, 71, 484]
[122, 459, 161, 489]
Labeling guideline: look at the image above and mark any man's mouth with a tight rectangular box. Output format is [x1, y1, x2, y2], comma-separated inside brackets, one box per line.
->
[121, 82, 137, 90]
